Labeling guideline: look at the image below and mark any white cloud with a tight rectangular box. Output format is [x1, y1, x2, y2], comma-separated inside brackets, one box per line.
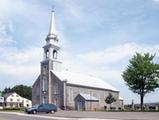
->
[152, 0, 159, 5]
[78, 43, 159, 65]
[0, 46, 42, 77]
[153, 0, 159, 2]
[0, 12, 42, 77]
[1, 47, 42, 64]
[0, 61, 38, 76]
[0, 21, 16, 45]
[60, 42, 159, 87]
[0, 0, 47, 27]
[0, 0, 26, 18]
[0, 0, 45, 77]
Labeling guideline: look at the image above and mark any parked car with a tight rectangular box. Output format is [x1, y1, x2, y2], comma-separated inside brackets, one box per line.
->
[25, 103, 57, 114]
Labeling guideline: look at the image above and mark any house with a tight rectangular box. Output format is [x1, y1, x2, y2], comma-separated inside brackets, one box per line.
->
[32, 9, 124, 111]
[4, 92, 32, 108]
[0, 97, 4, 109]
[118, 96, 124, 110]
[22, 97, 32, 108]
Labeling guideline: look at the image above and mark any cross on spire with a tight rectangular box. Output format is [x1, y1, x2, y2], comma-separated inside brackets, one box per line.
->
[51, 5, 55, 12]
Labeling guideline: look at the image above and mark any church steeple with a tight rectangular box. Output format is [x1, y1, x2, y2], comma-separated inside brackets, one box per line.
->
[42, 9, 61, 71]
[40, 9, 61, 104]
[46, 8, 58, 42]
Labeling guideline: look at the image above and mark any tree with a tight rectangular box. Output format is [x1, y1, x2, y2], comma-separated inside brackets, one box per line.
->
[0, 91, 3, 97]
[3, 87, 12, 94]
[105, 93, 116, 110]
[11, 85, 32, 100]
[122, 53, 159, 110]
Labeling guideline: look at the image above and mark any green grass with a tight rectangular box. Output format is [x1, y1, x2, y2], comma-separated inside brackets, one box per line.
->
[0, 107, 25, 112]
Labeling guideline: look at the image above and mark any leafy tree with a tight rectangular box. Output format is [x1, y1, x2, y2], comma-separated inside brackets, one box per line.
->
[3, 87, 12, 94]
[11, 85, 32, 100]
[105, 93, 116, 110]
[122, 53, 159, 110]
[0, 91, 2, 97]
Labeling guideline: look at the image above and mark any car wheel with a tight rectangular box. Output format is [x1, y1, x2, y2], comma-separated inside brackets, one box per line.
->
[50, 110, 55, 114]
[32, 110, 37, 114]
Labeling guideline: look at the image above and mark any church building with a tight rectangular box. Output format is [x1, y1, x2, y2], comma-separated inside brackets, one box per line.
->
[32, 10, 123, 111]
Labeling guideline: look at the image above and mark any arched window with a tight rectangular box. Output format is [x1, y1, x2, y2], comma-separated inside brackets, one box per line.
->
[45, 49, 49, 59]
[53, 83, 58, 95]
[53, 50, 57, 59]
[42, 77, 47, 91]
[43, 96, 47, 104]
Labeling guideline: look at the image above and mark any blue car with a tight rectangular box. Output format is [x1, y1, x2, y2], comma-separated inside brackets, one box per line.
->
[26, 103, 57, 114]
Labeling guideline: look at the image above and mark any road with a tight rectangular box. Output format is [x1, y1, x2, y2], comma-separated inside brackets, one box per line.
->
[41, 111, 159, 120]
[0, 112, 77, 120]
[0, 111, 159, 120]
[0, 112, 113, 120]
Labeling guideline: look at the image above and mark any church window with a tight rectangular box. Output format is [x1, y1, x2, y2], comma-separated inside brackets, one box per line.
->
[69, 88, 73, 102]
[42, 77, 47, 91]
[53, 50, 57, 59]
[43, 96, 47, 104]
[46, 49, 49, 58]
[55, 98, 58, 106]
[43, 65, 47, 74]
[53, 84, 58, 95]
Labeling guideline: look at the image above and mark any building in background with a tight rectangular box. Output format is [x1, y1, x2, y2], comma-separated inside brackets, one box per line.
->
[32, 10, 124, 111]
[22, 97, 32, 108]
[3, 92, 32, 108]
[0, 91, 4, 109]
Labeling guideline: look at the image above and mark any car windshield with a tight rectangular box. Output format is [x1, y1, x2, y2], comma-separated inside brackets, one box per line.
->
[32, 104, 39, 108]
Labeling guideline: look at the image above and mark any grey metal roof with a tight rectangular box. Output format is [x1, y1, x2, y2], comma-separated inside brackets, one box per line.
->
[53, 71, 119, 92]
[79, 93, 99, 101]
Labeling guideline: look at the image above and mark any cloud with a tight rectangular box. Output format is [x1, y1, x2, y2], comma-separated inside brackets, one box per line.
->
[0, 46, 42, 76]
[0, 61, 38, 76]
[0, 21, 16, 45]
[60, 42, 159, 88]
[152, 0, 159, 5]
[0, 0, 46, 78]
[1, 47, 42, 63]
[0, 12, 42, 77]
[153, 0, 159, 2]
[78, 43, 159, 65]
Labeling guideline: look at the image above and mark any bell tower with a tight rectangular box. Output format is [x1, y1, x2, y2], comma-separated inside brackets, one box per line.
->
[40, 9, 61, 104]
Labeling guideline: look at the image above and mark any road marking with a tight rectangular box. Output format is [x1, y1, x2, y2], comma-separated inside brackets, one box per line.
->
[17, 113, 120, 120]
[78, 118, 119, 120]
[16, 112, 72, 120]
[0, 112, 120, 120]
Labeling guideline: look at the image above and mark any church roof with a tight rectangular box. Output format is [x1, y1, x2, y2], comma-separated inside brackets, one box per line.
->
[52, 71, 119, 92]
[79, 93, 99, 101]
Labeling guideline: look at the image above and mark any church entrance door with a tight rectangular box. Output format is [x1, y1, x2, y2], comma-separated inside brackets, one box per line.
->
[77, 100, 85, 111]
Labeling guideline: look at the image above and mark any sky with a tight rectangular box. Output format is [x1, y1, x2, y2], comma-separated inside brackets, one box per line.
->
[0, 0, 159, 104]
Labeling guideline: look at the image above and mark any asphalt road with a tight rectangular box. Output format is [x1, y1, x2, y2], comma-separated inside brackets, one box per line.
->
[0, 112, 74, 120]
[0, 111, 159, 120]
[41, 111, 159, 120]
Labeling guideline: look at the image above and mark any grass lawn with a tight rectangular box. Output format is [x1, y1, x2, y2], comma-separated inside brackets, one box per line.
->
[0, 108, 25, 113]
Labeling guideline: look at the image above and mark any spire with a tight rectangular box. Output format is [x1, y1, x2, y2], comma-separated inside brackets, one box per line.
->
[49, 7, 56, 35]
[46, 7, 58, 41]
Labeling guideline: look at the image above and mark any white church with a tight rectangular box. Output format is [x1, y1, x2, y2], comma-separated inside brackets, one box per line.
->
[32, 10, 124, 111]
